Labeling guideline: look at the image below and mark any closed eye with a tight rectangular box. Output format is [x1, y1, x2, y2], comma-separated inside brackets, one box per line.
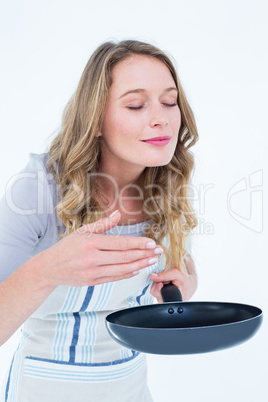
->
[163, 103, 178, 107]
[127, 103, 177, 110]
[126, 105, 144, 110]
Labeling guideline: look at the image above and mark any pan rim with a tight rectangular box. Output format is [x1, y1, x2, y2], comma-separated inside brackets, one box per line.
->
[105, 301, 263, 331]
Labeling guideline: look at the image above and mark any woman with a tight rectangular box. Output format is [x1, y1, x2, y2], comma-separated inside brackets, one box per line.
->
[0, 40, 198, 401]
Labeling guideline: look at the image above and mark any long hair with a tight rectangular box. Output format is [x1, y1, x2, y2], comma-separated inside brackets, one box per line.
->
[48, 39, 199, 273]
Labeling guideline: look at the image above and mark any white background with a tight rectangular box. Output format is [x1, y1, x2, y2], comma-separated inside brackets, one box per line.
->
[0, 1, 267, 401]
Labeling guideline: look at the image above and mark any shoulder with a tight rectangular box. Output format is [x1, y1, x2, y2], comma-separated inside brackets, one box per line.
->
[23, 152, 51, 174]
[4, 152, 57, 214]
[7, 152, 55, 189]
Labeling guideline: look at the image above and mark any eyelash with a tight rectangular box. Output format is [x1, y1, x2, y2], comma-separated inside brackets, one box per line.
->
[127, 103, 178, 110]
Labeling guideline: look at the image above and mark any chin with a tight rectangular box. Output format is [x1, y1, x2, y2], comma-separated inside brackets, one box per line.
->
[145, 155, 174, 167]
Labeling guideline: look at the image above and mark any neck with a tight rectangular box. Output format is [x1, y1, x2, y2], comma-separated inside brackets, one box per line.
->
[95, 160, 146, 220]
[98, 158, 145, 196]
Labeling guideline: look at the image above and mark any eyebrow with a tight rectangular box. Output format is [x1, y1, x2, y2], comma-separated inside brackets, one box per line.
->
[119, 87, 178, 99]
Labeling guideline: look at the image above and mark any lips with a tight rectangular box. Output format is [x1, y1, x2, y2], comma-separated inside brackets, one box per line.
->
[142, 136, 171, 141]
[141, 136, 172, 146]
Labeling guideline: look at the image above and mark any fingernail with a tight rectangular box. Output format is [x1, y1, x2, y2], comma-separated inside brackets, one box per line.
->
[148, 257, 158, 265]
[109, 210, 119, 218]
[146, 241, 156, 249]
[132, 271, 140, 275]
[150, 272, 158, 276]
[154, 247, 164, 255]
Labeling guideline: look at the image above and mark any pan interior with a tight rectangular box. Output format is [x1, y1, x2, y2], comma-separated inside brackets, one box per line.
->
[106, 302, 262, 329]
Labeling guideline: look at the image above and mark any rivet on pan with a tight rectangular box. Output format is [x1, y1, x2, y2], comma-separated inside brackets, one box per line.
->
[168, 308, 174, 314]
[177, 307, 183, 314]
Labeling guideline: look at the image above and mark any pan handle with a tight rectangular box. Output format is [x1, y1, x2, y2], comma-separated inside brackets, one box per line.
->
[161, 283, 183, 302]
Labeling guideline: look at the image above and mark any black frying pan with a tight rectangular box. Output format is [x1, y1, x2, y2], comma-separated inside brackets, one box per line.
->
[105, 283, 263, 354]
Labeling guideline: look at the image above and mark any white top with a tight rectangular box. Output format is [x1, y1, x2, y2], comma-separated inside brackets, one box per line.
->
[0, 153, 171, 402]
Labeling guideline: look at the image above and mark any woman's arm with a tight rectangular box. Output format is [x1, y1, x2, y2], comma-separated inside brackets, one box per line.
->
[0, 253, 56, 346]
[149, 254, 198, 302]
[0, 155, 162, 345]
[0, 212, 162, 346]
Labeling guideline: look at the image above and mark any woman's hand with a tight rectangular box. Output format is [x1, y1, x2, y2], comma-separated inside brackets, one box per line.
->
[37, 210, 163, 288]
[150, 255, 197, 302]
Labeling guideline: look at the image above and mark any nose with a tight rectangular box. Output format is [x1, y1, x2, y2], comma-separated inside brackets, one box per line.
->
[149, 104, 168, 128]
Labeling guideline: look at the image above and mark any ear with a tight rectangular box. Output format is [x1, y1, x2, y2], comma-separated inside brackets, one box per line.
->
[94, 131, 102, 137]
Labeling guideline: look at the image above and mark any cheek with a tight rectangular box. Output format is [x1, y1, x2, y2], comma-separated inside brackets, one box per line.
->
[176, 109, 181, 128]
[101, 116, 120, 143]
[110, 116, 140, 144]
[173, 110, 182, 132]
[103, 111, 129, 137]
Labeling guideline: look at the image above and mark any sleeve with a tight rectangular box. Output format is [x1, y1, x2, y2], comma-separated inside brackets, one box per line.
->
[0, 153, 55, 282]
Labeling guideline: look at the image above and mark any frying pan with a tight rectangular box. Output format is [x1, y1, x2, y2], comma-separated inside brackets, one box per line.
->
[105, 283, 263, 354]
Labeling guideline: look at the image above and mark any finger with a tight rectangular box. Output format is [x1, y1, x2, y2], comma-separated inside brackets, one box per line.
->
[92, 233, 157, 251]
[150, 268, 184, 284]
[150, 282, 163, 303]
[150, 281, 164, 296]
[90, 256, 157, 278]
[76, 210, 121, 235]
[94, 248, 160, 266]
[87, 271, 138, 286]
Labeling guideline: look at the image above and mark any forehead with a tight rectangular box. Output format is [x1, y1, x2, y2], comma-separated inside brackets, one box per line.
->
[110, 55, 176, 93]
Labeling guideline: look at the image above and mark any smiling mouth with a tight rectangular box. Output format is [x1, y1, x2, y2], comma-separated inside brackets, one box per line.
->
[141, 136, 172, 146]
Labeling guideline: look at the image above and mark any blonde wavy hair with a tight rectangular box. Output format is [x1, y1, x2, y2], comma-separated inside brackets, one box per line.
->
[48, 39, 199, 273]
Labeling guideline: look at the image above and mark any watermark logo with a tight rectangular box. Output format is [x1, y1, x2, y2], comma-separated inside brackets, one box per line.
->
[4, 169, 263, 234]
[227, 170, 263, 233]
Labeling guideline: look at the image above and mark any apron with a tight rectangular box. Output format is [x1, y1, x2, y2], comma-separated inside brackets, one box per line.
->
[1, 222, 166, 402]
